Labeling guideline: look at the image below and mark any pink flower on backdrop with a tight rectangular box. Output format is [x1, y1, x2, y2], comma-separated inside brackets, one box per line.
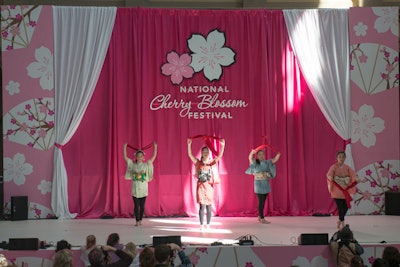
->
[368, 256, 375, 264]
[366, 169, 372, 176]
[392, 185, 399, 191]
[391, 173, 398, 180]
[359, 54, 368, 63]
[198, 247, 208, 253]
[373, 196, 380, 203]
[370, 181, 377, 187]
[379, 168, 391, 178]
[161, 51, 194, 85]
[245, 262, 254, 267]
[362, 191, 372, 200]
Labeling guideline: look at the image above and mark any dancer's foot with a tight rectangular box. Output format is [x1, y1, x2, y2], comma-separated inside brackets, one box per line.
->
[337, 220, 341, 229]
[200, 224, 204, 231]
[260, 218, 271, 224]
[135, 221, 139, 226]
[206, 224, 211, 230]
[340, 221, 345, 230]
[139, 220, 142, 226]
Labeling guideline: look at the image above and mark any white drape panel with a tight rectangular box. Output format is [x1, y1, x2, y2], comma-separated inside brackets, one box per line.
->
[52, 6, 116, 219]
[283, 9, 354, 168]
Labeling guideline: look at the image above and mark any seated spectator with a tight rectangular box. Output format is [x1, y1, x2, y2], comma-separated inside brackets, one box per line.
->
[382, 246, 400, 267]
[56, 240, 72, 252]
[124, 242, 139, 267]
[107, 233, 124, 263]
[372, 258, 389, 267]
[81, 235, 97, 267]
[350, 255, 364, 267]
[330, 224, 364, 267]
[53, 249, 73, 267]
[88, 245, 132, 267]
[154, 243, 192, 267]
[139, 246, 155, 267]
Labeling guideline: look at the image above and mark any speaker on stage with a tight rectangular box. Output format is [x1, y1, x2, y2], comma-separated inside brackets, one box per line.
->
[299, 233, 329, 245]
[11, 196, 28, 221]
[152, 236, 182, 247]
[8, 238, 39, 250]
[385, 191, 400, 215]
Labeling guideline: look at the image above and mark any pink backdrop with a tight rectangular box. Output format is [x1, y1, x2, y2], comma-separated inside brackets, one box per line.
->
[63, 8, 342, 218]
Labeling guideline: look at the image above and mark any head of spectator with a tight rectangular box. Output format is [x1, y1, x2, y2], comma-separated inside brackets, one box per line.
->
[338, 225, 354, 242]
[372, 258, 389, 267]
[106, 233, 120, 247]
[154, 244, 171, 264]
[382, 246, 400, 267]
[86, 235, 97, 250]
[88, 247, 107, 266]
[56, 240, 72, 252]
[350, 255, 364, 267]
[124, 242, 137, 259]
[53, 249, 73, 267]
[139, 246, 155, 267]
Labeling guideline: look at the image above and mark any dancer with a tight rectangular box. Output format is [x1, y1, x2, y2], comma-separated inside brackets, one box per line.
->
[327, 151, 358, 230]
[245, 148, 281, 224]
[187, 137, 225, 230]
[124, 142, 157, 226]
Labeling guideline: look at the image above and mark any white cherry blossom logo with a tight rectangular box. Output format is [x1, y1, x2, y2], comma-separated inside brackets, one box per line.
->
[26, 46, 54, 90]
[353, 22, 368, 36]
[38, 180, 52, 195]
[5, 80, 20, 95]
[373, 7, 398, 36]
[188, 29, 236, 81]
[4, 153, 33, 185]
[351, 104, 385, 148]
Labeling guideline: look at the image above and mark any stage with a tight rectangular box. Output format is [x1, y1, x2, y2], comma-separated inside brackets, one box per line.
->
[1, 215, 400, 266]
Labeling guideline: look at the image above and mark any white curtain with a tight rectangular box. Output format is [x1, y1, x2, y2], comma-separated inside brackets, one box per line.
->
[283, 9, 354, 168]
[52, 6, 117, 219]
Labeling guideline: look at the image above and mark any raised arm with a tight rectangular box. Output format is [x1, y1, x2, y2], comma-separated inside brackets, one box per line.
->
[123, 143, 129, 162]
[148, 142, 158, 163]
[187, 138, 197, 163]
[214, 139, 225, 162]
[248, 149, 256, 164]
[271, 152, 281, 164]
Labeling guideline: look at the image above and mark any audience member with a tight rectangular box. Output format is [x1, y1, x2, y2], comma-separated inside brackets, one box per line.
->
[124, 242, 139, 267]
[81, 235, 97, 267]
[382, 246, 400, 267]
[107, 233, 124, 263]
[350, 254, 364, 267]
[56, 240, 72, 252]
[372, 258, 389, 267]
[88, 245, 132, 267]
[139, 246, 155, 267]
[330, 225, 364, 267]
[154, 243, 192, 267]
[53, 249, 73, 267]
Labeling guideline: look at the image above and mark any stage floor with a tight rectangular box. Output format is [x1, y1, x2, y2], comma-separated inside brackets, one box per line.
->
[1, 215, 399, 248]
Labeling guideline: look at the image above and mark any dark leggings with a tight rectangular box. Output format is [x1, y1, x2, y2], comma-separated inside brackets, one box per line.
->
[256, 193, 268, 219]
[133, 196, 146, 222]
[199, 204, 212, 225]
[334, 198, 348, 222]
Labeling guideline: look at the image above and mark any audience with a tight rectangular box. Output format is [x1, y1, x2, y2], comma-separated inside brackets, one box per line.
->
[154, 243, 192, 267]
[88, 245, 132, 267]
[139, 246, 155, 267]
[81, 235, 97, 267]
[382, 246, 400, 267]
[56, 240, 72, 252]
[124, 242, 139, 267]
[106, 233, 124, 264]
[53, 249, 73, 267]
[329, 224, 364, 267]
[350, 254, 364, 267]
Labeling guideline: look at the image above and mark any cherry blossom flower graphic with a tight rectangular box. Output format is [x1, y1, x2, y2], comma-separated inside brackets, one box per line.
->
[188, 29, 236, 81]
[372, 7, 399, 36]
[292, 255, 328, 267]
[5, 80, 20, 95]
[38, 180, 52, 195]
[26, 46, 54, 90]
[161, 51, 194, 85]
[4, 153, 33, 186]
[1, 5, 41, 51]
[351, 104, 384, 148]
[354, 22, 368, 36]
